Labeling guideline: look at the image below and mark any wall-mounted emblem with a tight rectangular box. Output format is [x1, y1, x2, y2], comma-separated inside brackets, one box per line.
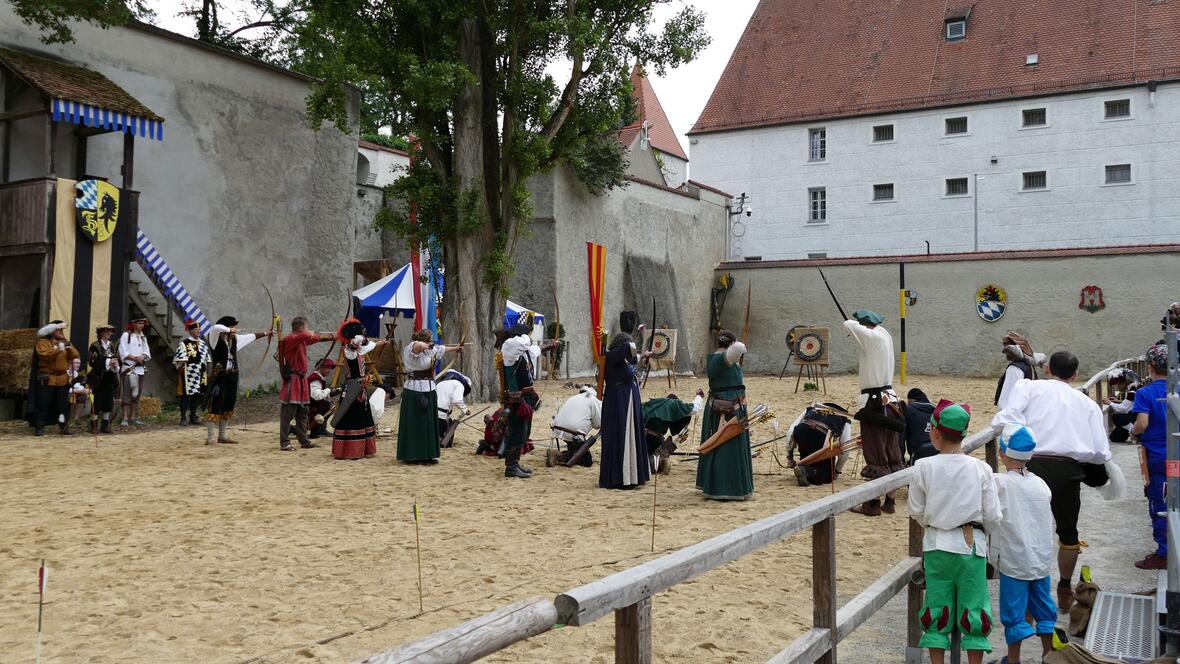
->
[1079, 285, 1106, 313]
[976, 284, 1007, 322]
[74, 179, 120, 242]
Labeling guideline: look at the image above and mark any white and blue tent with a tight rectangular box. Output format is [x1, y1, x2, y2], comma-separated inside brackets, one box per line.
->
[353, 263, 416, 336]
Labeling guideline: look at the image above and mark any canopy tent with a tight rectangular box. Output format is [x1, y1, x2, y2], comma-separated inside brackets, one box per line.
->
[353, 263, 416, 337]
[505, 300, 546, 380]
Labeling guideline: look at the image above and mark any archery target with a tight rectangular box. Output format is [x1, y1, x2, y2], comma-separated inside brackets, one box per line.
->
[791, 326, 830, 366]
[651, 330, 673, 359]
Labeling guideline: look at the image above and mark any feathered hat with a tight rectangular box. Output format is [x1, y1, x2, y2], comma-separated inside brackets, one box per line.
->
[337, 318, 367, 344]
[37, 320, 67, 338]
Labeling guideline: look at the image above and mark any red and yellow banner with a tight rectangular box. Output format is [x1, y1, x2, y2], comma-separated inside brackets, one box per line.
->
[586, 242, 607, 398]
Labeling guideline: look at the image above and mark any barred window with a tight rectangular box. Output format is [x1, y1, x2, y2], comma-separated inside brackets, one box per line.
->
[1105, 164, 1132, 184]
[1022, 171, 1048, 190]
[873, 124, 894, 142]
[945, 178, 969, 196]
[1104, 99, 1131, 119]
[1022, 108, 1047, 127]
[873, 183, 895, 201]
[945, 116, 968, 135]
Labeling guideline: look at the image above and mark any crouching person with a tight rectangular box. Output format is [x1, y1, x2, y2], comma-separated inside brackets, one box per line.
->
[908, 400, 1002, 664]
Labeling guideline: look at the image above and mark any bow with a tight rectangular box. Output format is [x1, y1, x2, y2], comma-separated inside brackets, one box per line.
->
[317, 292, 353, 368]
[739, 281, 751, 366]
[640, 296, 656, 386]
[435, 297, 466, 379]
[549, 285, 562, 380]
[243, 283, 278, 390]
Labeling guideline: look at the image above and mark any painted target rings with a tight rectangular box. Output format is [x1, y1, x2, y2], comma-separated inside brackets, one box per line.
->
[794, 332, 826, 362]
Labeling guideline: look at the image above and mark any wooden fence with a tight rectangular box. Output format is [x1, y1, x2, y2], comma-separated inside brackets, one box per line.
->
[359, 426, 1004, 664]
[1079, 355, 1147, 406]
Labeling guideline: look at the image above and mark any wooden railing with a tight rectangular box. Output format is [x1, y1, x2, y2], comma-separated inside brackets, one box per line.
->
[1080, 355, 1147, 406]
[361, 426, 1004, 664]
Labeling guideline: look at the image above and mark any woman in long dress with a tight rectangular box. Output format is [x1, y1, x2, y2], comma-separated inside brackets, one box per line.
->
[331, 320, 389, 460]
[397, 328, 463, 464]
[695, 330, 754, 501]
[599, 331, 652, 489]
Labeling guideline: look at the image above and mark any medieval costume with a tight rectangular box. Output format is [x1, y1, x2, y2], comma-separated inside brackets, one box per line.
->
[173, 320, 210, 426]
[786, 402, 853, 487]
[845, 310, 905, 516]
[395, 329, 448, 463]
[308, 358, 338, 439]
[206, 317, 265, 444]
[550, 385, 602, 466]
[278, 322, 334, 451]
[695, 331, 754, 500]
[26, 321, 80, 436]
[901, 389, 938, 464]
[995, 343, 1035, 409]
[119, 317, 151, 426]
[86, 324, 119, 434]
[435, 370, 471, 448]
[498, 325, 543, 478]
[67, 359, 91, 426]
[598, 332, 649, 490]
[333, 320, 388, 460]
[642, 390, 703, 474]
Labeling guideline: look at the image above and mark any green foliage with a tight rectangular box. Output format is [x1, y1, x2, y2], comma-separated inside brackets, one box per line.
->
[803, 382, 819, 392]
[11, 0, 154, 44]
[361, 133, 411, 152]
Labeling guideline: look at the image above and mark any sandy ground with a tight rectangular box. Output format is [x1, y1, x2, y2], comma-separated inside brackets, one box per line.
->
[1, 374, 1018, 663]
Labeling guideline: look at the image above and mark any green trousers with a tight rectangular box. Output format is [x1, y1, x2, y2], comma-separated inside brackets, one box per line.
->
[918, 549, 993, 652]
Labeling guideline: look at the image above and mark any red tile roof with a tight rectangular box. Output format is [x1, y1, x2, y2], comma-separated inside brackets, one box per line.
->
[0, 47, 161, 120]
[620, 65, 689, 160]
[359, 140, 410, 157]
[692, 0, 1180, 134]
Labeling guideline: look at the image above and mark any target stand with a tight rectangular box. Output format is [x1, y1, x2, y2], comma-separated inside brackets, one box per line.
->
[783, 326, 829, 394]
[639, 328, 677, 389]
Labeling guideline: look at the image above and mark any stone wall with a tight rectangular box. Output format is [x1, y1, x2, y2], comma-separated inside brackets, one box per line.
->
[718, 248, 1180, 379]
[513, 167, 729, 376]
[1, 11, 365, 390]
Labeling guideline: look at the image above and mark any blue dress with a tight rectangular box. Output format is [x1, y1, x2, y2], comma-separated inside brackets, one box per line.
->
[598, 343, 649, 489]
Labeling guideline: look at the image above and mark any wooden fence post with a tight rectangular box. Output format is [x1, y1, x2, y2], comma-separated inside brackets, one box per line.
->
[905, 517, 924, 664]
[814, 516, 837, 664]
[615, 597, 651, 664]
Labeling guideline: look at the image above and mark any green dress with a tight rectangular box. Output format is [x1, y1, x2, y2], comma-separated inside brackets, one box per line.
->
[695, 352, 754, 500]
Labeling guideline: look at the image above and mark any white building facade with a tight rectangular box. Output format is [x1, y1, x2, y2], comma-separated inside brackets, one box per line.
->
[692, 83, 1180, 261]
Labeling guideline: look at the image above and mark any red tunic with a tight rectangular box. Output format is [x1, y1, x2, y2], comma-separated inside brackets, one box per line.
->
[279, 331, 327, 404]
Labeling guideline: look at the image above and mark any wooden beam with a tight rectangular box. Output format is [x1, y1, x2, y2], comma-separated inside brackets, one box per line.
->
[555, 425, 1001, 626]
[121, 131, 135, 189]
[812, 517, 836, 664]
[905, 519, 924, 664]
[614, 597, 651, 664]
[74, 128, 88, 179]
[356, 597, 556, 664]
[766, 628, 831, 664]
[45, 116, 56, 178]
[0, 106, 46, 123]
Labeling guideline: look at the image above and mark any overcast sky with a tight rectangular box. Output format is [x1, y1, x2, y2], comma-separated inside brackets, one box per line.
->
[150, 0, 759, 149]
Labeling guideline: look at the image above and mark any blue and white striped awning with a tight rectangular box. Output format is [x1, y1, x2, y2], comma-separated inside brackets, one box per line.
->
[135, 230, 209, 334]
[353, 263, 417, 314]
[52, 98, 164, 141]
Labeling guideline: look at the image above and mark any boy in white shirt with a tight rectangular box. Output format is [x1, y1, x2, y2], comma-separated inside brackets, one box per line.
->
[990, 424, 1057, 664]
[908, 400, 1002, 664]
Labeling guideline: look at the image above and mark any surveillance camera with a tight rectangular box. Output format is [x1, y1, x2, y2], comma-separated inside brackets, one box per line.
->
[745, 207, 754, 217]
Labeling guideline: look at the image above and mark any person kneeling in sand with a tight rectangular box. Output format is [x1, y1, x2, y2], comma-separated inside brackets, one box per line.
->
[785, 401, 853, 487]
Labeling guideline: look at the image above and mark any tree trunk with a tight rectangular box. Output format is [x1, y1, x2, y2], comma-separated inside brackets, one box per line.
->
[453, 14, 500, 401]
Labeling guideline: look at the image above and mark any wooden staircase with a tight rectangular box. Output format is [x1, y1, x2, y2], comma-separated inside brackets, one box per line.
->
[129, 270, 183, 360]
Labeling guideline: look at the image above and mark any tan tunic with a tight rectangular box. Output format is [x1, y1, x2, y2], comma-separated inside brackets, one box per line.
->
[36, 338, 80, 386]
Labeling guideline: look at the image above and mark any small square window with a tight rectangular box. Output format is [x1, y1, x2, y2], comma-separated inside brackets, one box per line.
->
[808, 187, 827, 223]
[945, 19, 966, 41]
[1105, 164, 1132, 184]
[872, 183, 894, 201]
[1104, 99, 1131, 119]
[945, 178, 969, 196]
[808, 128, 827, 161]
[807, 252, 828, 259]
[872, 124, 894, 142]
[945, 116, 968, 135]
[1022, 108, 1047, 127]
[1022, 171, 1048, 190]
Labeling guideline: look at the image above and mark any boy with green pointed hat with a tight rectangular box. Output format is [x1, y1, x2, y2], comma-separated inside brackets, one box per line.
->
[908, 399, 1002, 664]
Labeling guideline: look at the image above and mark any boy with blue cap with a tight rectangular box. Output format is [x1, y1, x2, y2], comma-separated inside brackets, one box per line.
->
[909, 400, 1002, 664]
[990, 424, 1056, 664]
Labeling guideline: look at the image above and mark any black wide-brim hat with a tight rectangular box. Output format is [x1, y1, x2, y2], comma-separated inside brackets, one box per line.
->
[338, 318, 366, 342]
[216, 315, 238, 327]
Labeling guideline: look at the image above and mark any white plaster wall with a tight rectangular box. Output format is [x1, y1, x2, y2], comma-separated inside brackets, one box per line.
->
[1, 9, 366, 390]
[720, 251, 1180, 380]
[656, 150, 688, 188]
[691, 84, 1180, 260]
[357, 145, 409, 187]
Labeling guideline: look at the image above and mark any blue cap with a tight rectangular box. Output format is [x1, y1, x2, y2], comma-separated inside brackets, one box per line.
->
[999, 424, 1037, 461]
[852, 309, 885, 325]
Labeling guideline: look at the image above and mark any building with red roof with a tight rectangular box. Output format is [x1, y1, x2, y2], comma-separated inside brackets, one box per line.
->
[620, 65, 690, 188]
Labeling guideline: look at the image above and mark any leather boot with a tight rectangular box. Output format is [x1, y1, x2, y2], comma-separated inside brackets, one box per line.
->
[849, 500, 882, 517]
[91, 420, 99, 435]
[59, 424, 74, 436]
[189, 413, 202, 425]
[505, 464, 532, 478]
[882, 497, 897, 514]
[100, 419, 111, 434]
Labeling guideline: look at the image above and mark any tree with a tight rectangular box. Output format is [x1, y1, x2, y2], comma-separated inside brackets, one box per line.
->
[9, 0, 154, 44]
[296, 0, 708, 398]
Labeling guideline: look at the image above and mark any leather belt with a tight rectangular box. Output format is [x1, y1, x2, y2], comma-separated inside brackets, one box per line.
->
[410, 369, 434, 380]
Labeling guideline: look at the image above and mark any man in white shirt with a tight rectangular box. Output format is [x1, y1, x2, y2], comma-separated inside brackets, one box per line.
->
[118, 316, 152, 426]
[844, 309, 905, 516]
[992, 350, 1111, 610]
[550, 385, 603, 466]
[435, 370, 471, 448]
[994, 344, 1035, 410]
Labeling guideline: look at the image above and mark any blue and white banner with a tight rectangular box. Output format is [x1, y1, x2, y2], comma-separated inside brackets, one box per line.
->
[52, 98, 164, 141]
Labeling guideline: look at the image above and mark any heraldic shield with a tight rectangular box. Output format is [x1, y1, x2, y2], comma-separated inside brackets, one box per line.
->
[75, 179, 120, 242]
[976, 284, 1007, 322]
[1080, 285, 1106, 313]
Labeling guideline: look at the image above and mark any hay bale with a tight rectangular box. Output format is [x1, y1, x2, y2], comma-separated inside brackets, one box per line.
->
[0, 349, 32, 392]
[139, 396, 162, 419]
[0, 328, 37, 352]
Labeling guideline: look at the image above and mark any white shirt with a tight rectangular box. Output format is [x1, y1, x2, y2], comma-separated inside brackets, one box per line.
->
[552, 389, 603, 440]
[843, 320, 895, 407]
[996, 366, 1026, 410]
[118, 331, 152, 375]
[785, 409, 853, 467]
[908, 454, 1003, 557]
[209, 324, 258, 371]
[991, 378, 1111, 464]
[990, 470, 1055, 580]
[309, 377, 332, 402]
[402, 343, 445, 392]
[1108, 398, 1134, 414]
[435, 379, 468, 418]
[502, 334, 541, 367]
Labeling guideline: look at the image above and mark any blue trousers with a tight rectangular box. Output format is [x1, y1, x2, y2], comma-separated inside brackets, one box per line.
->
[999, 573, 1057, 645]
[1147, 452, 1167, 557]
